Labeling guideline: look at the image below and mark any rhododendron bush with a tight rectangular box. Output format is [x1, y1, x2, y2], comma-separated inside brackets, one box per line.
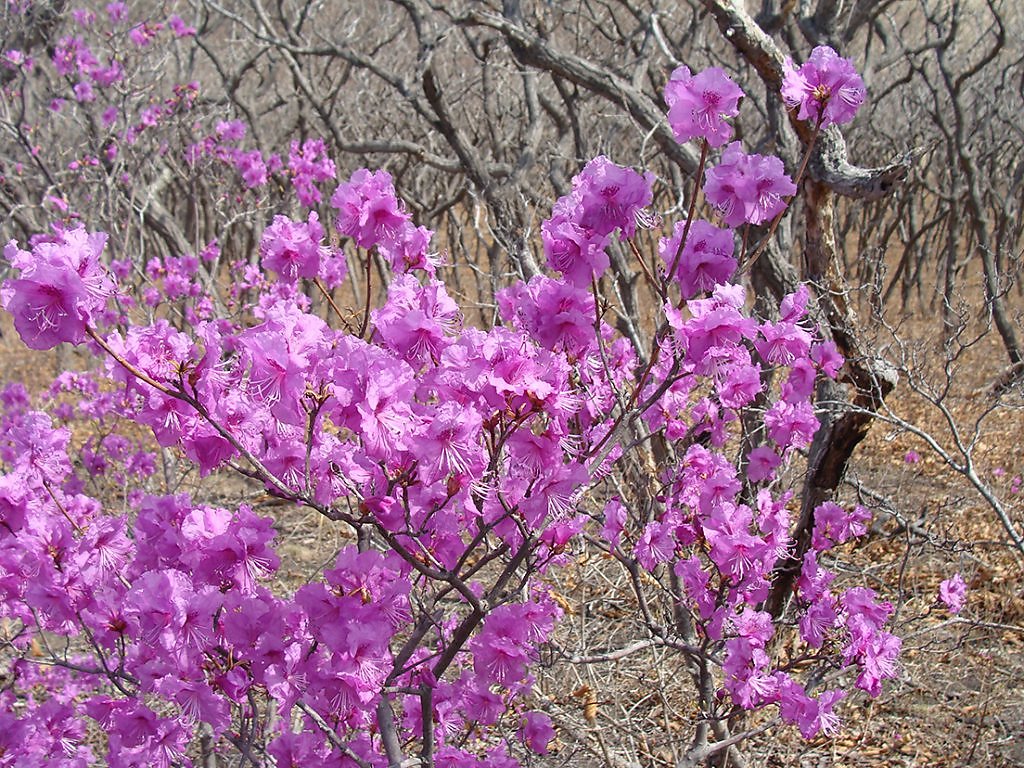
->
[0, 5, 907, 766]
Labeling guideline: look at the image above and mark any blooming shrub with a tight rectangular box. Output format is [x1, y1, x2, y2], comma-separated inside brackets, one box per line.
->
[0, 11, 902, 765]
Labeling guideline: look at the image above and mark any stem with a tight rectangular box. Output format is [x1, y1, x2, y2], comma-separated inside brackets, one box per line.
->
[358, 251, 373, 338]
[298, 701, 373, 768]
[666, 138, 710, 291]
[591, 278, 627, 418]
[85, 326, 176, 397]
[314, 277, 352, 331]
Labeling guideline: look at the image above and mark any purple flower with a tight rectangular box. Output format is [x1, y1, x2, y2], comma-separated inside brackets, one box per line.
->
[287, 138, 336, 206]
[782, 46, 866, 128]
[746, 446, 781, 483]
[497, 275, 596, 354]
[755, 320, 812, 366]
[413, 401, 484, 484]
[520, 711, 555, 754]
[331, 168, 410, 250]
[106, 2, 128, 23]
[542, 157, 653, 287]
[659, 219, 736, 298]
[215, 120, 246, 142]
[471, 606, 532, 685]
[938, 573, 967, 614]
[571, 155, 655, 239]
[601, 498, 627, 548]
[259, 212, 330, 282]
[168, 14, 196, 37]
[234, 149, 267, 188]
[704, 143, 796, 227]
[541, 211, 610, 288]
[373, 274, 459, 366]
[811, 501, 871, 551]
[664, 66, 744, 147]
[1, 228, 112, 349]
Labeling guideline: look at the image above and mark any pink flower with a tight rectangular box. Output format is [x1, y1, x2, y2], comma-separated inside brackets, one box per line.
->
[331, 168, 410, 249]
[234, 149, 267, 188]
[938, 573, 967, 614]
[106, 2, 128, 23]
[372, 274, 459, 365]
[541, 211, 610, 287]
[781, 46, 866, 128]
[659, 219, 736, 298]
[168, 14, 196, 37]
[811, 502, 870, 551]
[811, 340, 844, 377]
[634, 520, 677, 571]
[520, 711, 555, 754]
[664, 66, 744, 147]
[704, 143, 797, 227]
[756, 321, 812, 366]
[1, 228, 112, 349]
[216, 120, 246, 142]
[778, 678, 847, 738]
[904, 450, 920, 464]
[746, 446, 781, 483]
[471, 607, 531, 686]
[571, 155, 655, 239]
[601, 498, 627, 548]
[287, 138, 336, 206]
[413, 401, 484, 484]
[764, 399, 818, 450]
[259, 212, 330, 282]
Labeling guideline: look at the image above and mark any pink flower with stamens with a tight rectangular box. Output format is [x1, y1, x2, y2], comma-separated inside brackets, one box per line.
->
[704, 143, 796, 227]
[664, 66, 744, 147]
[782, 46, 866, 128]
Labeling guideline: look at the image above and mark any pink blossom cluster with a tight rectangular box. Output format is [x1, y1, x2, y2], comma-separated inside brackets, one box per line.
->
[0, 389, 559, 766]
[0, 195, 895, 763]
[938, 573, 968, 614]
[331, 168, 441, 275]
[50, 33, 124, 102]
[186, 120, 283, 190]
[782, 46, 867, 128]
[288, 138, 338, 206]
[664, 66, 744, 147]
[542, 156, 654, 287]
[260, 212, 337, 283]
[659, 219, 736, 299]
[704, 142, 797, 227]
[0, 228, 113, 349]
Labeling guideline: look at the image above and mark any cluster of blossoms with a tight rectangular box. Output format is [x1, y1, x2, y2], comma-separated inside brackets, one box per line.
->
[664, 65, 745, 147]
[703, 143, 798, 227]
[0, 228, 113, 349]
[331, 169, 441, 275]
[186, 125, 341, 207]
[0, 30, 911, 767]
[259, 212, 340, 284]
[43, 11, 201, 141]
[186, 120, 283, 190]
[541, 156, 654, 287]
[782, 46, 867, 128]
[938, 573, 968, 614]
